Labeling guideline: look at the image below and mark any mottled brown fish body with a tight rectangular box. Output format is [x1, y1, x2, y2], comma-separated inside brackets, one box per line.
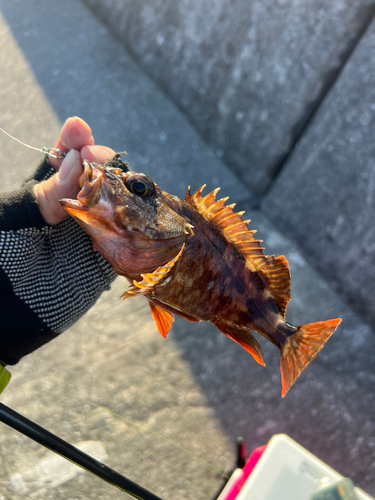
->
[149, 193, 290, 348]
[60, 158, 341, 397]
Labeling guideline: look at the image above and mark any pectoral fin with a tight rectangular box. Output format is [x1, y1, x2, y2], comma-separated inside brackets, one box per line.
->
[121, 243, 185, 299]
[215, 323, 265, 367]
[149, 301, 174, 338]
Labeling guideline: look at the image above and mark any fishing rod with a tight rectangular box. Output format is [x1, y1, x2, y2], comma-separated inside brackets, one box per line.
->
[0, 366, 163, 500]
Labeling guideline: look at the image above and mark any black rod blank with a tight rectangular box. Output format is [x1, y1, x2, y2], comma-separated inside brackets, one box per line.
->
[0, 402, 163, 500]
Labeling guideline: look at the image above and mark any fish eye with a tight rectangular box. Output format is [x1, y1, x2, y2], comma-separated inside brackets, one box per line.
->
[125, 174, 155, 197]
[131, 181, 148, 196]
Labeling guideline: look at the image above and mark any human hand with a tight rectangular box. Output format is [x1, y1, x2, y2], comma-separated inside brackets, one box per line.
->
[33, 117, 115, 225]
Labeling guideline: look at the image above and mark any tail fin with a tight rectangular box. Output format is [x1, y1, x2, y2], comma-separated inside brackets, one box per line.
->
[280, 318, 341, 397]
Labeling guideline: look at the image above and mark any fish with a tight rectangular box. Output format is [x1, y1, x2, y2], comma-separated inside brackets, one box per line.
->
[60, 155, 341, 397]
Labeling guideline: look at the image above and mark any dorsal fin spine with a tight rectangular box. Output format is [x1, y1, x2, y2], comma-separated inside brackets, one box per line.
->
[203, 187, 220, 201]
[209, 204, 231, 221]
[185, 185, 292, 317]
[219, 197, 230, 204]
[216, 213, 239, 226]
[239, 243, 265, 249]
[195, 185, 206, 196]
[236, 238, 263, 244]
[222, 221, 245, 232]
[232, 230, 260, 238]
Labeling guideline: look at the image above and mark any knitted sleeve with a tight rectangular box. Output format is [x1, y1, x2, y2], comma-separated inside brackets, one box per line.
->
[0, 158, 117, 365]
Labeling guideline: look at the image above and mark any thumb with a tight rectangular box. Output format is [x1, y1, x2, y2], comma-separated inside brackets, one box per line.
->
[57, 148, 83, 191]
[34, 149, 83, 226]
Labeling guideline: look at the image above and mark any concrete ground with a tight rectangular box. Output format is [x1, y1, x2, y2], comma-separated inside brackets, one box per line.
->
[0, 1, 374, 499]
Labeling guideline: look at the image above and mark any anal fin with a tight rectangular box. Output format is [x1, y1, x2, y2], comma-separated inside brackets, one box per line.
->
[216, 323, 265, 367]
[149, 301, 174, 338]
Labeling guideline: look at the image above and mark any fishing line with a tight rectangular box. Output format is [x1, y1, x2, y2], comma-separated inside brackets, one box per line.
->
[0, 126, 231, 481]
[6, 365, 230, 479]
[0, 127, 66, 159]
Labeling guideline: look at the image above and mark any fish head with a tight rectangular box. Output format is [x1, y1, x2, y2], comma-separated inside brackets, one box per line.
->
[60, 159, 193, 276]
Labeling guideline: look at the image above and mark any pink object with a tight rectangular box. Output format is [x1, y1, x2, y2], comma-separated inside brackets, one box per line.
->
[220, 445, 267, 500]
[242, 445, 267, 478]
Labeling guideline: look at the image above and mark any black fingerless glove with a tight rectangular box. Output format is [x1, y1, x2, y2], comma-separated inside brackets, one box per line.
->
[0, 158, 117, 364]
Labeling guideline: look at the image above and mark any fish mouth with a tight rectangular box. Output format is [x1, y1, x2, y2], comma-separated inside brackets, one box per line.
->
[59, 160, 104, 221]
[59, 198, 95, 227]
[77, 160, 104, 208]
[59, 198, 89, 213]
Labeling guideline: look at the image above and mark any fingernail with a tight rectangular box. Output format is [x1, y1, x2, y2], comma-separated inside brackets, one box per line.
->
[58, 149, 80, 183]
[86, 145, 112, 163]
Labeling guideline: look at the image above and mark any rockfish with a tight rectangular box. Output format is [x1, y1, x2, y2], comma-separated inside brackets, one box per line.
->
[60, 155, 341, 396]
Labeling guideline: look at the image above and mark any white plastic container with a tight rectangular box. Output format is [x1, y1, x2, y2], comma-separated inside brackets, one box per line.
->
[218, 434, 374, 500]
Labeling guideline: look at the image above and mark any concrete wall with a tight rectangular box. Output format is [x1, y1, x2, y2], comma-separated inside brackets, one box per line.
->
[262, 18, 375, 329]
[83, 0, 375, 328]
[83, 0, 375, 199]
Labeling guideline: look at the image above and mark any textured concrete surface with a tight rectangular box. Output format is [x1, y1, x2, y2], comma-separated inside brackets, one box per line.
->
[263, 16, 375, 331]
[83, 0, 375, 197]
[2, 210, 375, 498]
[0, 0, 243, 206]
[0, 1, 374, 499]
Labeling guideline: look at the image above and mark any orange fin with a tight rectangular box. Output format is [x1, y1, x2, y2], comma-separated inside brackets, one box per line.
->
[216, 323, 265, 367]
[280, 318, 342, 397]
[121, 244, 185, 299]
[185, 186, 291, 317]
[257, 255, 291, 318]
[149, 301, 174, 338]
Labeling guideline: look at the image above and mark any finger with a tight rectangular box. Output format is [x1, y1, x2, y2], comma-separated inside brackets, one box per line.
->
[81, 145, 116, 164]
[34, 149, 83, 226]
[58, 148, 84, 187]
[50, 117, 95, 170]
